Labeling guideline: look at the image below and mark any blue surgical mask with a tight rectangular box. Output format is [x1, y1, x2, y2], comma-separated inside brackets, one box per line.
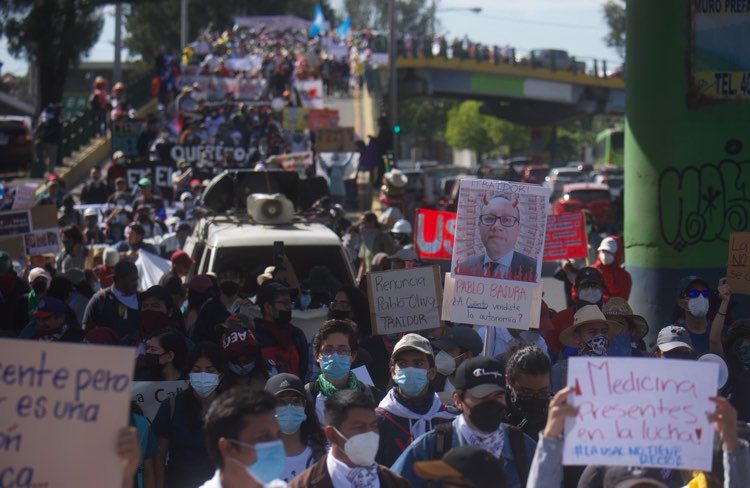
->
[321, 353, 351, 381]
[231, 439, 286, 484]
[299, 293, 312, 310]
[229, 361, 255, 376]
[189, 371, 220, 398]
[276, 404, 307, 434]
[394, 366, 429, 397]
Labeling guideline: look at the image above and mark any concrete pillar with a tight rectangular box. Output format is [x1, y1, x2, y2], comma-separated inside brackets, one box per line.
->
[624, 0, 750, 342]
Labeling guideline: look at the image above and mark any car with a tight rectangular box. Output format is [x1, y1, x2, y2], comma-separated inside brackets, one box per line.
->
[0, 116, 34, 174]
[591, 165, 624, 199]
[543, 167, 585, 200]
[184, 170, 355, 341]
[552, 182, 614, 228]
[509, 157, 533, 174]
[521, 164, 550, 184]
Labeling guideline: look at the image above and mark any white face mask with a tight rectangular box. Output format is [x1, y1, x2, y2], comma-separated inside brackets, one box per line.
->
[334, 428, 379, 466]
[599, 252, 615, 265]
[578, 288, 602, 304]
[435, 350, 458, 376]
[687, 295, 709, 318]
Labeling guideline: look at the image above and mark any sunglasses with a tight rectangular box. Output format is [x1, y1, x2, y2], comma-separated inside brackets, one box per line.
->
[685, 289, 709, 298]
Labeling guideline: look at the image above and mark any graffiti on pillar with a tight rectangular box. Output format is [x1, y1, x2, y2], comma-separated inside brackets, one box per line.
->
[658, 140, 750, 251]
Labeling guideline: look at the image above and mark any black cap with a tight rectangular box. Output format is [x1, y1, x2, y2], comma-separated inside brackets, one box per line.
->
[678, 275, 710, 296]
[114, 260, 138, 278]
[575, 267, 603, 287]
[256, 280, 292, 309]
[453, 356, 505, 397]
[603, 466, 667, 488]
[414, 445, 506, 487]
[431, 326, 484, 356]
[264, 373, 305, 398]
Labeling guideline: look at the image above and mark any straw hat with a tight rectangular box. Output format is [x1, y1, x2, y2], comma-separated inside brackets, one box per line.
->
[602, 297, 649, 340]
[383, 169, 408, 188]
[559, 304, 623, 347]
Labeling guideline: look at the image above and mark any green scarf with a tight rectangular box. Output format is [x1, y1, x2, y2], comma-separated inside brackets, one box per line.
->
[27, 289, 40, 315]
[316, 371, 361, 397]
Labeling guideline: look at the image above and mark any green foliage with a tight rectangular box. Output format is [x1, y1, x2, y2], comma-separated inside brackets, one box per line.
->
[125, 0, 336, 66]
[344, 0, 432, 34]
[399, 97, 456, 142]
[444, 100, 529, 160]
[1, 0, 104, 107]
[602, 0, 626, 59]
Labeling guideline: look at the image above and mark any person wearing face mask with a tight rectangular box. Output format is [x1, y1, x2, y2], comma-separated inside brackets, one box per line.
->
[136, 329, 187, 381]
[375, 334, 457, 467]
[134, 285, 180, 346]
[391, 357, 536, 488]
[672, 276, 725, 356]
[222, 318, 266, 390]
[200, 387, 288, 488]
[602, 297, 650, 357]
[477, 301, 551, 359]
[82, 260, 141, 341]
[254, 281, 309, 380]
[503, 346, 551, 438]
[591, 236, 631, 301]
[30, 296, 85, 342]
[265, 373, 327, 483]
[152, 341, 227, 488]
[289, 390, 410, 488]
[192, 266, 254, 344]
[548, 267, 606, 355]
[306, 320, 381, 424]
[429, 326, 484, 404]
[551, 305, 623, 392]
[414, 445, 507, 488]
[651, 325, 698, 360]
[26, 267, 52, 316]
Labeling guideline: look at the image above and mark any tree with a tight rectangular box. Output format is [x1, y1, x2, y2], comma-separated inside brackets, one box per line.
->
[125, 0, 336, 67]
[1, 0, 104, 109]
[344, 0, 376, 30]
[400, 97, 455, 142]
[445, 100, 529, 160]
[602, 0, 626, 59]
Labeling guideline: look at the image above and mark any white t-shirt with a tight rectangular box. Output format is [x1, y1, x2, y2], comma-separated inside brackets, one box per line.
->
[280, 445, 312, 483]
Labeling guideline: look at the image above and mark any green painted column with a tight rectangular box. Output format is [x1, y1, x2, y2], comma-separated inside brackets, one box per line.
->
[625, 0, 750, 338]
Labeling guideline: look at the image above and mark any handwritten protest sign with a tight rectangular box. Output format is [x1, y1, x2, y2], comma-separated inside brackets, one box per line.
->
[131, 380, 189, 422]
[543, 212, 587, 261]
[367, 266, 442, 335]
[415, 209, 456, 261]
[445, 178, 548, 328]
[563, 357, 717, 471]
[294, 79, 324, 108]
[316, 127, 355, 152]
[308, 109, 339, 130]
[727, 232, 750, 295]
[283, 107, 311, 131]
[0, 339, 136, 487]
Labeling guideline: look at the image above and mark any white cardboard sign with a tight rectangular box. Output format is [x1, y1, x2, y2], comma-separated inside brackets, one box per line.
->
[131, 380, 189, 422]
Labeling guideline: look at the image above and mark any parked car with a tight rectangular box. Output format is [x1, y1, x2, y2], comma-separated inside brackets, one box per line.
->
[552, 182, 614, 228]
[544, 167, 585, 200]
[0, 116, 34, 174]
[591, 164, 624, 199]
[521, 164, 550, 184]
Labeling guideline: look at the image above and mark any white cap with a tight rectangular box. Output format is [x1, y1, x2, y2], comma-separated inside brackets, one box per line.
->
[84, 207, 98, 217]
[28, 267, 52, 284]
[103, 247, 120, 267]
[180, 192, 193, 202]
[598, 237, 618, 253]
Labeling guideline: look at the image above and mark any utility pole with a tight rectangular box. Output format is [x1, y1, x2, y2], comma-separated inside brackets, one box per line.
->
[113, 2, 122, 83]
[388, 0, 398, 163]
[180, 0, 188, 51]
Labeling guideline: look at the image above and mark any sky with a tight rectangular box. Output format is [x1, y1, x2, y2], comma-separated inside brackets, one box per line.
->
[0, 0, 621, 76]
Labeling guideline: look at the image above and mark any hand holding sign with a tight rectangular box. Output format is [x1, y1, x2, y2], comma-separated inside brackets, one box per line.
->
[543, 387, 578, 439]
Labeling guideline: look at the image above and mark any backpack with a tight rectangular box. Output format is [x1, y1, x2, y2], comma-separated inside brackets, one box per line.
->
[432, 422, 528, 488]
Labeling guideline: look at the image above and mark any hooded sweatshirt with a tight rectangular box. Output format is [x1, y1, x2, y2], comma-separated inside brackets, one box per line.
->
[592, 235, 632, 300]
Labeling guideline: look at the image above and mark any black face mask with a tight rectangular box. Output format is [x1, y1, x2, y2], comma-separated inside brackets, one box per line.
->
[467, 399, 506, 433]
[219, 281, 240, 296]
[32, 281, 48, 295]
[276, 309, 292, 324]
[508, 392, 549, 429]
[144, 353, 164, 369]
[663, 349, 697, 360]
[330, 309, 351, 321]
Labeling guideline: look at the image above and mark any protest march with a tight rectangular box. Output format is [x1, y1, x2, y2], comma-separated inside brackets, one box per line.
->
[2, 9, 750, 488]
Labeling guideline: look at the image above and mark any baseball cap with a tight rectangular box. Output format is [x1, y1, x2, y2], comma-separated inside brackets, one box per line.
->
[389, 248, 419, 262]
[453, 356, 505, 397]
[170, 250, 195, 265]
[598, 237, 618, 253]
[431, 326, 484, 356]
[414, 445, 506, 488]
[392, 333, 434, 359]
[603, 466, 667, 488]
[678, 275, 710, 295]
[138, 177, 152, 187]
[35, 296, 67, 318]
[575, 267, 603, 287]
[656, 325, 695, 352]
[256, 280, 293, 309]
[265, 373, 305, 398]
[28, 267, 52, 284]
[221, 326, 258, 358]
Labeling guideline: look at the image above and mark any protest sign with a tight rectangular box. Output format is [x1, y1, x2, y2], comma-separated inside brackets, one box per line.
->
[11, 182, 39, 210]
[168, 143, 256, 165]
[367, 266, 442, 335]
[283, 107, 311, 131]
[131, 380, 189, 422]
[543, 212, 587, 261]
[308, 108, 339, 130]
[294, 79, 324, 108]
[0, 209, 32, 236]
[111, 118, 143, 157]
[415, 209, 456, 261]
[316, 127, 355, 152]
[563, 357, 718, 471]
[727, 232, 750, 295]
[266, 151, 314, 176]
[445, 178, 548, 328]
[0, 205, 59, 258]
[24, 228, 60, 255]
[0, 339, 136, 487]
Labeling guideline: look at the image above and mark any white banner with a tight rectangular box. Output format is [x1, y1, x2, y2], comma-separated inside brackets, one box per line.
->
[294, 79, 324, 108]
